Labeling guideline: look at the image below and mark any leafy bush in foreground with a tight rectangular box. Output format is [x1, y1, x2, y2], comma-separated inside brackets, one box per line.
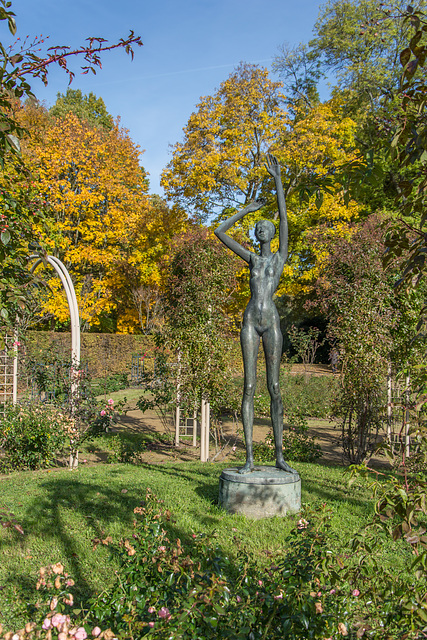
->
[1, 487, 426, 639]
[0, 403, 70, 471]
[87, 491, 424, 639]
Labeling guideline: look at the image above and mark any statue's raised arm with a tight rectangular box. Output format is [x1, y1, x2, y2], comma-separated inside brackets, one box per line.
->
[214, 199, 265, 263]
[265, 153, 288, 262]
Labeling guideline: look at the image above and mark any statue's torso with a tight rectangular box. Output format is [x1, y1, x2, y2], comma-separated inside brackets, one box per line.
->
[243, 252, 284, 333]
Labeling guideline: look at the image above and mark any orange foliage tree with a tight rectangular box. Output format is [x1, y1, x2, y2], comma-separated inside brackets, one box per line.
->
[18, 102, 176, 331]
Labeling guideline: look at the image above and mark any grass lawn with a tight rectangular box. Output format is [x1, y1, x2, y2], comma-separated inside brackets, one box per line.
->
[0, 458, 413, 629]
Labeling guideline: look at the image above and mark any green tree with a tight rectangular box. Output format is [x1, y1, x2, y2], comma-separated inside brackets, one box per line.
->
[160, 227, 241, 416]
[274, 0, 420, 116]
[50, 88, 114, 129]
[311, 216, 397, 463]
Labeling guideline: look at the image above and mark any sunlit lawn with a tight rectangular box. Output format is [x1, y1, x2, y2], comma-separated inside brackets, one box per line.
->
[0, 459, 413, 628]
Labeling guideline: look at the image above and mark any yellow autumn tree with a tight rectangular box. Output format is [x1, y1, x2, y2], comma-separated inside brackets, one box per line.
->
[162, 64, 363, 298]
[18, 102, 151, 330]
[275, 97, 362, 296]
[161, 63, 288, 221]
[109, 195, 188, 334]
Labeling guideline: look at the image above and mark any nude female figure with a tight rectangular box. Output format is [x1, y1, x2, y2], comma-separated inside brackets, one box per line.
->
[215, 154, 293, 475]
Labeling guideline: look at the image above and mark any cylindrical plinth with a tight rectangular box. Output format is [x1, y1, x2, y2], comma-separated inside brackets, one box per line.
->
[219, 466, 301, 519]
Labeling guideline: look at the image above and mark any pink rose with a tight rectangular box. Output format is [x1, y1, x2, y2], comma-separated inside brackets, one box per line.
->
[74, 628, 88, 640]
[91, 628, 102, 637]
[42, 618, 51, 630]
[149, 622, 155, 628]
[107, 398, 114, 406]
[100, 410, 106, 416]
[352, 588, 360, 597]
[52, 613, 67, 627]
[148, 606, 155, 614]
[158, 606, 171, 619]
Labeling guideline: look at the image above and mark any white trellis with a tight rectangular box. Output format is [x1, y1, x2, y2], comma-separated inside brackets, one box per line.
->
[386, 364, 412, 458]
[174, 394, 210, 462]
[29, 255, 81, 401]
[0, 333, 18, 416]
[29, 255, 81, 468]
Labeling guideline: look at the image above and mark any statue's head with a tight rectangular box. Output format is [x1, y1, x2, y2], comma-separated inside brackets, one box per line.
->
[255, 220, 276, 243]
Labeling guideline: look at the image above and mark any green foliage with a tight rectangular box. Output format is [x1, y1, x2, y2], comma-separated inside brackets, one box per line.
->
[348, 464, 427, 634]
[91, 372, 129, 397]
[288, 325, 325, 368]
[20, 343, 128, 464]
[161, 228, 241, 417]
[105, 433, 146, 464]
[88, 490, 335, 639]
[251, 400, 323, 464]
[381, 5, 427, 333]
[0, 402, 68, 470]
[50, 88, 114, 129]
[311, 0, 412, 110]
[136, 351, 175, 437]
[251, 427, 322, 464]
[254, 372, 335, 420]
[312, 216, 396, 463]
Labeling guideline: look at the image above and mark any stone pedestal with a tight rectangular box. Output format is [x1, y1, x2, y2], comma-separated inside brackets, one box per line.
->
[219, 466, 301, 519]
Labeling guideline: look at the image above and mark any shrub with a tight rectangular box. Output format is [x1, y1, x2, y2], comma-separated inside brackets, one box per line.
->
[281, 374, 336, 419]
[90, 372, 129, 397]
[254, 373, 335, 420]
[0, 403, 69, 471]
[251, 427, 322, 464]
[105, 433, 146, 464]
[88, 490, 337, 639]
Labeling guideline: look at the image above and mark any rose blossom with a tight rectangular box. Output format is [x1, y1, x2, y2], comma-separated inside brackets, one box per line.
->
[52, 613, 67, 627]
[158, 607, 171, 619]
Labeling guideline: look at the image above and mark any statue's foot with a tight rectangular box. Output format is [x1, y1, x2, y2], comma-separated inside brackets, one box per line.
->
[238, 460, 254, 475]
[276, 457, 296, 474]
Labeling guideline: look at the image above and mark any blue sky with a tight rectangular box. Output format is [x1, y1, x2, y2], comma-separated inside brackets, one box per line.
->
[7, 0, 326, 194]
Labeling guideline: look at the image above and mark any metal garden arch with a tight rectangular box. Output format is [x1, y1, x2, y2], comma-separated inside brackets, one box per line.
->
[29, 255, 81, 401]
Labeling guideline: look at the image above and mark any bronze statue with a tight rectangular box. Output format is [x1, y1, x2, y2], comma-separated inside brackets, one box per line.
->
[215, 154, 293, 474]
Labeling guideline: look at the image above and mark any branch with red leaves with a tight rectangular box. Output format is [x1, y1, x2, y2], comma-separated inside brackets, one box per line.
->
[14, 32, 143, 86]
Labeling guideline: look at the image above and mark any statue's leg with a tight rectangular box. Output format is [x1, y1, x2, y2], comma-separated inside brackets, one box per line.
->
[263, 325, 294, 473]
[239, 324, 260, 474]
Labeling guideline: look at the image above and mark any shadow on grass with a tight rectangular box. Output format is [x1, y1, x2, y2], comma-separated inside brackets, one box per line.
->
[0, 458, 375, 618]
[0, 465, 222, 608]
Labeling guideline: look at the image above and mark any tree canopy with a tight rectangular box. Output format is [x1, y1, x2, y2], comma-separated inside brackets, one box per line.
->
[50, 89, 114, 130]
